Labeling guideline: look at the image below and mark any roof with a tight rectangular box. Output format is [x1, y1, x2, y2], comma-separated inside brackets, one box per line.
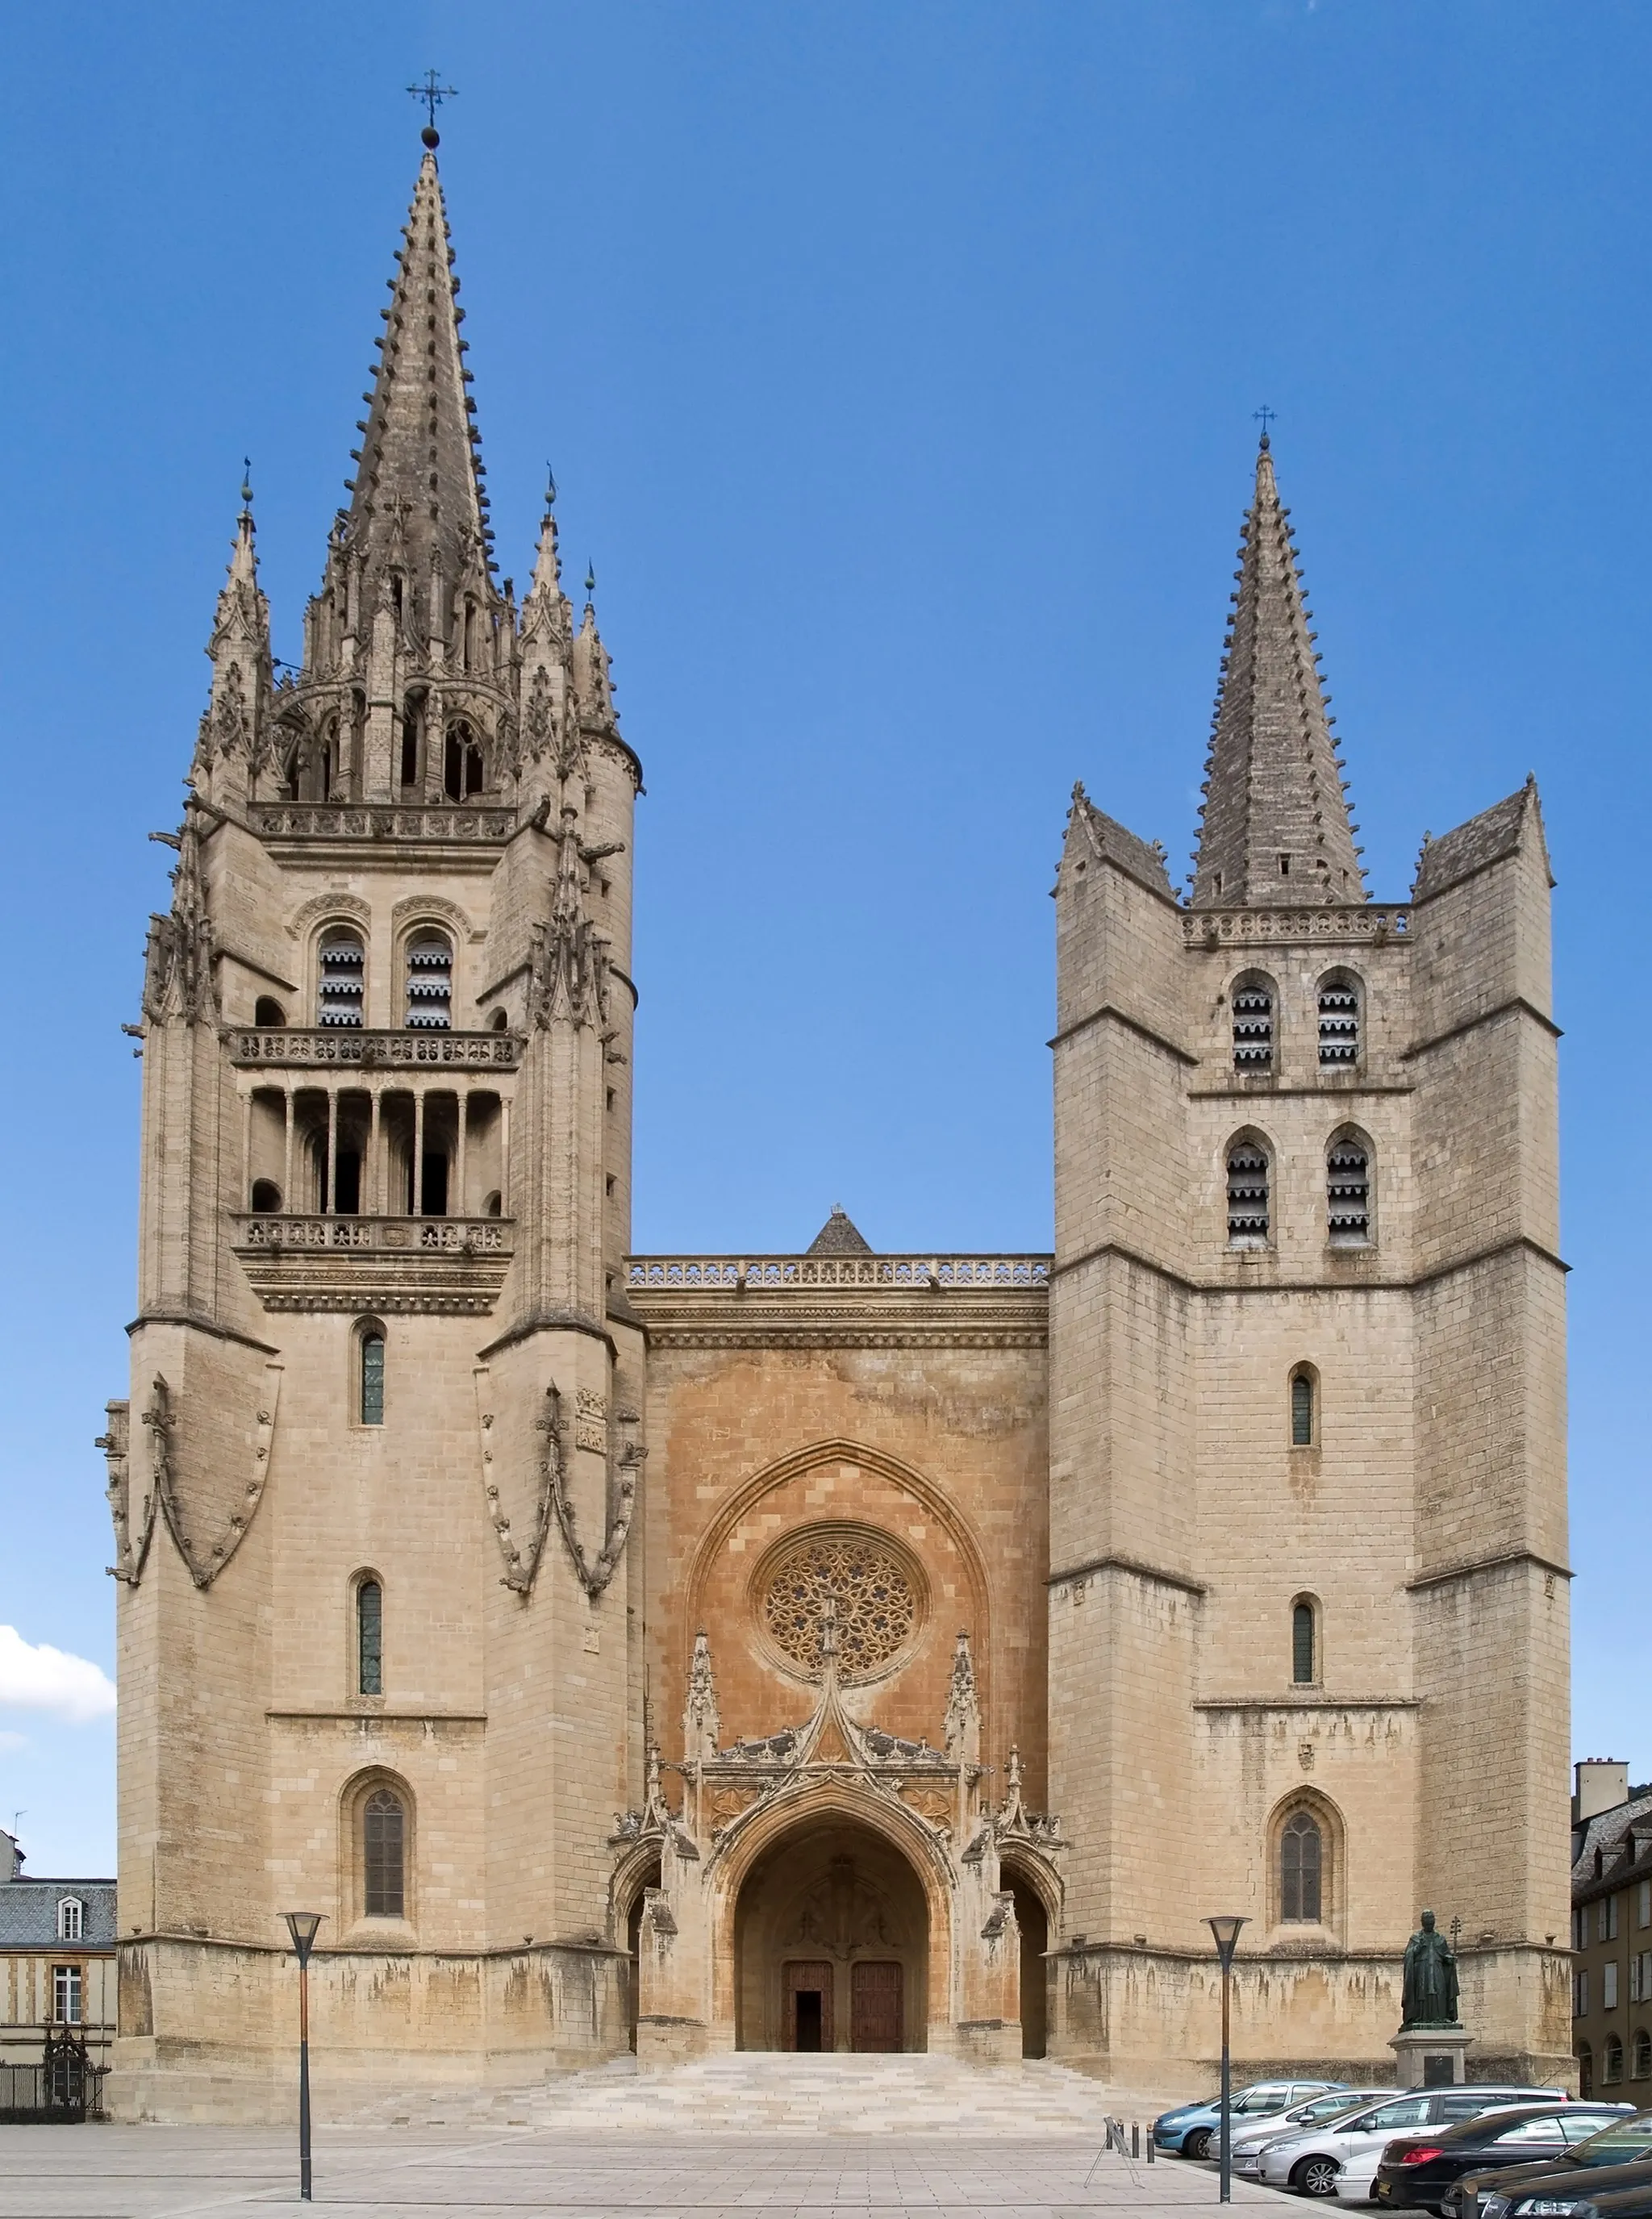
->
[0, 1878, 117, 1951]
[1572, 1787, 1652, 1908]
[806, 1207, 873, 1256]
[1066, 786, 1179, 903]
[1411, 778, 1550, 903]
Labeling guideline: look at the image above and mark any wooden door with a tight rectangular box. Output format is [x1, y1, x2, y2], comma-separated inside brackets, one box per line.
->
[783, 1960, 834, 2052]
[850, 1960, 903, 2052]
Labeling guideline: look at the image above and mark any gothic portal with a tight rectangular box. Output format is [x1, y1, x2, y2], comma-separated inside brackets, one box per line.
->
[106, 137, 1574, 2120]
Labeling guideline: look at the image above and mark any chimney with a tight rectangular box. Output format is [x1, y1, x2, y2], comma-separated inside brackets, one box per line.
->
[1574, 1759, 1631, 1824]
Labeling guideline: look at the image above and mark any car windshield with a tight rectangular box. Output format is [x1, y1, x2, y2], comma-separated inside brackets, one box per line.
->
[1232, 2089, 1291, 2113]
[1294, 2094, 1376, 2125]
[1569, 2120, 1652, 2167]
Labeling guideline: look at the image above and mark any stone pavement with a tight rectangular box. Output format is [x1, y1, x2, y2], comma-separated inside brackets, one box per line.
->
[0, 2056, 1287, 2216]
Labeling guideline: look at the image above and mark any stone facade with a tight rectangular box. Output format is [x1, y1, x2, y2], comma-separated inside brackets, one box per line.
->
[106, 152, 1571, 2121]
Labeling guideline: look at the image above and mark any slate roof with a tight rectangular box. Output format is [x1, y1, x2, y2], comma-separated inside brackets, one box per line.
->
[0, 1878, 117, 1950]
[1068, 788, 1178, 903]
[1572, 1787, 1652, 1909]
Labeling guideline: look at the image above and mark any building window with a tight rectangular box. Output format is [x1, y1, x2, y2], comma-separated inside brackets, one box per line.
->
[1633, 1950, 1652, 2004]
[52, 1965, 81, 2024]
[405, 935, 453, 1029]
[363, 1787, 406, 1917]
[1327, 1134, 1371, 1243]
[1575, 1968, 1591, 2017]
[1292, 1602, 1316, 1686]
[1232, 978, 1274, 1071]
[443, 720, 486, 799]
[357, 1579, 383, 1696]
[318, 930, 365, 1028]
[1639, 1879, 1650, 1929]
[1634, 2029, 1651, 2080]
[250, 1178, 282, 1213]
[56, 1899, 82, 1942]
[1577, 2042, 1593, 2096]
[253, 996, 286, 1028]
[1605, 2032, 1625, 2085]
[1603, 1896, 1621, 1942]
[1605, 1961, 1621, 2011]
[1291, 1369, 1316, 1446]
[1227, 1141, 1270, 1245]
[1317, 975, 1360, 1066]
[1280, 1809, 1323, 1923]
[1575, 1906, 1587, 1951]
[360, 1329, 386, 1426]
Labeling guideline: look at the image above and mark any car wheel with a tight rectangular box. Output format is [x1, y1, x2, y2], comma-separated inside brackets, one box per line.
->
[1183, 2129, 1212, 2160]
[1292, 2155, 1341, 2199]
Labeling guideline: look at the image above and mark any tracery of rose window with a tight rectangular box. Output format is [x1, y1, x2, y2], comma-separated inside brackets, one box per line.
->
[758, 1529, 921, 1680]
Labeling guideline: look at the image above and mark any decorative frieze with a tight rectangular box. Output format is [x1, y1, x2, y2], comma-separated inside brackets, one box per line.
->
[232, 1214, 513, 1313]
[230, 1028, 520, 1070]
[250, 801, 515, 841]
[1182, 904, 1410, 948]
[628, 1253, 1050, 1290]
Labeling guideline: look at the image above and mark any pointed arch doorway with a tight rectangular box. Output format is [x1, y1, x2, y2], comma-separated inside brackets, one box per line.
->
[733, 1814, 929, 2051]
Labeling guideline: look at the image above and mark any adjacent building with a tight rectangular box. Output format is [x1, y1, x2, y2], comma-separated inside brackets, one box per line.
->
[106, 131, 1573, 2120]
[0, 1829, 116, 2071]
[1571, 1761, 1652, 2098]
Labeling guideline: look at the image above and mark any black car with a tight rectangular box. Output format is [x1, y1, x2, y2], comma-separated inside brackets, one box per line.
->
[1476, 2160, 1652, 2217]
[1371, 2102, 1633, 2213]
[1459, 2113, 1652, 2218]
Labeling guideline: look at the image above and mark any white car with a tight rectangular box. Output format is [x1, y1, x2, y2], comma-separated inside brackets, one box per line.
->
[1256, 2085, 1566, 2200]
[1231, 2090, 1404, 2179]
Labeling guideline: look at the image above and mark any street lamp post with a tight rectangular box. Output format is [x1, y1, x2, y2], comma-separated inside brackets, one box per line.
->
[1206, 1915, 1249, 2205]
[283, 1912, 325, 2203]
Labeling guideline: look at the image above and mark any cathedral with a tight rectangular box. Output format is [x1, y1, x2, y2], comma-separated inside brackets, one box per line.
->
[105, 137, 1574, 2120]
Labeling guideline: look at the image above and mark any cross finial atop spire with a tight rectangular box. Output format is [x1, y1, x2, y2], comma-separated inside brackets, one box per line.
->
[1253, 403, 1277, 450]
[407, 69, 457, 148]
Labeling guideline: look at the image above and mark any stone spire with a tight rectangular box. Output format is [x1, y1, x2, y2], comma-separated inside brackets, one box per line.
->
[1189, 436, 1365, 909]
[344, 146, 493, 606]
[191, 470, 272, 810]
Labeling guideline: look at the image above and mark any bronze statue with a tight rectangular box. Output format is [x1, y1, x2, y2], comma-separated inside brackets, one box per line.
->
[1401, 1909, 1461, 2029]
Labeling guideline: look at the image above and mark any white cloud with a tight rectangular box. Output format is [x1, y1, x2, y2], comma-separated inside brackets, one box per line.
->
[0, 1628, 115, 1724]
[0, 1729, 27, 1753]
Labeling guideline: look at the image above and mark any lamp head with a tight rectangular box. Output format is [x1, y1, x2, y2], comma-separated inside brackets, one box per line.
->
[283, 1910, 324, 1962]
[1206, 1913, 1248, 1970]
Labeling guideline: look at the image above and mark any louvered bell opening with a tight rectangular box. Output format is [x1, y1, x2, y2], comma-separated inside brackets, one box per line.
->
[1327, 1144, 1370, 1239]
[1227, 1146, 1270, 1241]
[405, 941, 452, 1031]
[1233, 990, 1274, 1070]
[1318, 986, 1359, 1066]
[318, 941, 365, 1028]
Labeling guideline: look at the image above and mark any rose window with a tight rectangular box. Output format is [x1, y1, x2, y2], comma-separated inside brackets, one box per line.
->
[758, 1529, 920, 1681]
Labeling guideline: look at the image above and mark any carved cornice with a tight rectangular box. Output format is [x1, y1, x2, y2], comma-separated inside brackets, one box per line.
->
[641, 1323, 1048, 1351]
[230, 1028, 521, 1071]
[251, 802, 515, 842]
[232, 1214, 512, 1313]
[628, 1255, 1049, 1350]
[1183, 904, 1411, 949]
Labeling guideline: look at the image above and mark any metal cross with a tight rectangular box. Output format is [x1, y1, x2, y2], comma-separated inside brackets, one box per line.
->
[407, 71, 457, 130]
[1253, 404, 1278, 440]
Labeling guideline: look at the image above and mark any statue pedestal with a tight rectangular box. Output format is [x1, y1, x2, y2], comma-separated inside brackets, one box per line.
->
[1390, 2025, 1474, 2088]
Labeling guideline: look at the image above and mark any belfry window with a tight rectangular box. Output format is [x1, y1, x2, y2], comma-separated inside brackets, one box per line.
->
[317, 931, 365, 1028]
[443, 720, 486, 800]
[1292, 1602, 1316, 1684]
[1327, 1137, 1371, 1243]
[405, 936, 453, 1029]
[357, 1579, 383, 1694]
[363, 1788, 406, 1917]
[1232, 978, 1274, 1071]
[1280, 1810, 1323, 1923]
[1318, 977, 1360, 1066]
[1226, 1141, 1270, 1245]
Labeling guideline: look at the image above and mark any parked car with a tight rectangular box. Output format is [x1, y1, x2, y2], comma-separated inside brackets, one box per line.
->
[1464, 2113, 1652, 2218]
[1153, 2077, 1350, 2159]
[1475, 2157, 1652, 2217]
[1255, 2085, 1566, 2200]
[1370, 2100, 1633, 2213]
[1230, 2089, 1404, 2178]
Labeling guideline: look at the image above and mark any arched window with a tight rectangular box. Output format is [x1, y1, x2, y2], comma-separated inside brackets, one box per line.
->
[1577, 2043, 1594, 2098]
[405, 934, 453, 1030]
[1280, 1809, 1323, 1922]
[488, 1006, 508, 1032]
[1317, 974, 1361, 1067]
[319, 715, 340, 803]
[399, 690, 425, 791]
[254, 996, 286, 1028]
[1328, 1134, 1371, 1244]
[1292, 1601, 1317, 1685]
[1232, 975, 1275, 1072]
[250, 1178, 282, 1214]
[357, 1578, 383, 1695]
[359, 1326, 386, 1426]
[443, 720, 486, 799]
[1633, 2028, 1651, 2080]
[483, 1190, 502, 1218]
[1605, 2032, 1625, 2085]
[362, 1787, 406, 1917]
[317, 929, 365, 1028]
[1227, 1140, 1270, 1245]
[56, 1898, 82, 1942]
[1291, 1368, 1316, 1446]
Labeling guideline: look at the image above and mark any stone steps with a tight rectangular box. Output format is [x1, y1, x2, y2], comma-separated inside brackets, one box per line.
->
[357, 2051, 1178, 2135]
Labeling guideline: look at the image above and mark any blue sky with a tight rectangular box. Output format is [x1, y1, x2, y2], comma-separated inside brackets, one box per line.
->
[2, 1, 1647, 1873]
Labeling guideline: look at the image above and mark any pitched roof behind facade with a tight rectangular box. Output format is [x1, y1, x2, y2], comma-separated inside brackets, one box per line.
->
[806, 1207, 873, 1256]
[1411, 778, 1549, 903]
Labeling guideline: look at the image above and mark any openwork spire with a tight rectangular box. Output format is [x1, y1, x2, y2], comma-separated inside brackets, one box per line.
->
[1189, 437, 1364, 909]
[343, 148, 494, 611]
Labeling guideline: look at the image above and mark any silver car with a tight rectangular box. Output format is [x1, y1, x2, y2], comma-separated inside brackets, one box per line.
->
[1256, 2086, 1566, 2200]
[1231, 2089, 1404, 2179]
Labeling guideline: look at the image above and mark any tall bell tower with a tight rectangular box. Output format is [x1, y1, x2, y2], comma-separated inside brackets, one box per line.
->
[108, 135, 647, 2118]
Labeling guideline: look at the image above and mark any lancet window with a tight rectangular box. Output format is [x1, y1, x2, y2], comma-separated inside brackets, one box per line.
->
[1292, 1600, 1317, 1685]
[1279, 1809, 1323, 1922]
[362, 1788, 406, 1917]
[1291, 1368, 1316, 1446]
[444, 719, 486, 799]
[405, 935, 453, 1029]
[1327, 1134, 1371, 1243]
[1317, 974, 1361, 1066]
[357, 1577, 383, 1691]
[1232, 975, 1275, 1072]
[317, 931, 365, 1028]
[1226, 1140, 1270, 1245]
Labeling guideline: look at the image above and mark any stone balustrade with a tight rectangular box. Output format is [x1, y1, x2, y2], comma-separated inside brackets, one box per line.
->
[627, 1255, 1049, 1291]
[236, 1214, 512, 1254]
[231, 1029, 521, 1070]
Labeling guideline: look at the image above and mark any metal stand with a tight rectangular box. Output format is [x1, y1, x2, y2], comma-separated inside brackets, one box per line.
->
[1206, 1915, 1249, 2206]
